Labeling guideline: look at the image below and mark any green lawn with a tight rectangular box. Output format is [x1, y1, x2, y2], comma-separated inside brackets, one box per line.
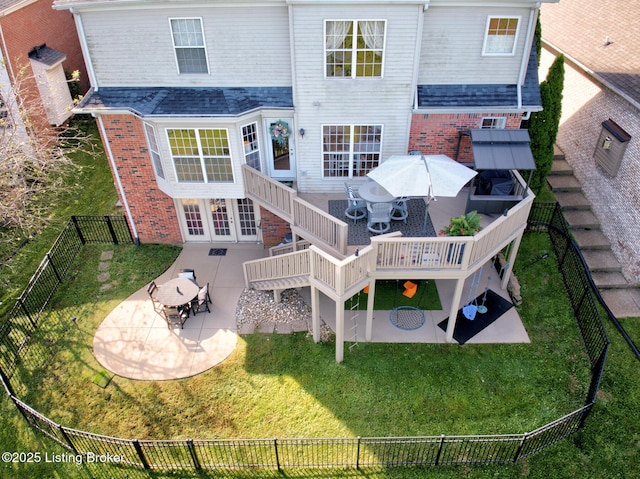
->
[1, 131, 638, 479]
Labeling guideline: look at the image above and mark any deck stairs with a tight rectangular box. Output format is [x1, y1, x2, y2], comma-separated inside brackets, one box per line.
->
[250, 275, 311, 292]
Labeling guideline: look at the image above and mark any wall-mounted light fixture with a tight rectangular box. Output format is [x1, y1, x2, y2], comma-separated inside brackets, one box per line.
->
[299, 128, 305, 138]
[602, 136, 612, 150]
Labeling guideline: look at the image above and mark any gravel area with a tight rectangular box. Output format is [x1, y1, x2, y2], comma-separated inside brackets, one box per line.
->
[235, 288, 333, 341]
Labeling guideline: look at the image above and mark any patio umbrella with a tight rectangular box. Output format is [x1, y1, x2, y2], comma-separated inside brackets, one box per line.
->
[366, 154, 477, 233]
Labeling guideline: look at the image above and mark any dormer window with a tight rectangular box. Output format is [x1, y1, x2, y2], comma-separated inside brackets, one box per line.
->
[482, 17, 520, 56]
[170, 18, 209, 74]
[325, 20, 385, 78]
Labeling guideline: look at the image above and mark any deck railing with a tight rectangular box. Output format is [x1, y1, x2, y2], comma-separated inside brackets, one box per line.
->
[243, 165, 348, 256]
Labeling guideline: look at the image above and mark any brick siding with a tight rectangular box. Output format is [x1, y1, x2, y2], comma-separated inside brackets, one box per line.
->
[409, 113, 523, 163]
[259, 207, 292, 247]
[540, 47, 640, 282]
[99, 115, 183, 245]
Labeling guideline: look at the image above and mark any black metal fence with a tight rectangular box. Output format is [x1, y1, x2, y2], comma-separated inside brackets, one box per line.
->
[0, 206, 613, 473]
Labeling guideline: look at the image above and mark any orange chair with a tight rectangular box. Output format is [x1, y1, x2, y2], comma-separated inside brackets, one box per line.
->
[363, 285, 369, 294]
[402, 281, 417, 298]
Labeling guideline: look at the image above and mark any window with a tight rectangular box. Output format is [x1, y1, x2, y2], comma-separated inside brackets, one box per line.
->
[144, 123, 165, 179]
[482, 17, 520, 55]
[167, 128, 233, 183]
[181, 199, 205, 236]
[323, 125, 382, 178]
[325, 20, 385, 78]
[170, 18, 209, 74]
[241, 122, 261, 171]
[481, 117, 506, 129]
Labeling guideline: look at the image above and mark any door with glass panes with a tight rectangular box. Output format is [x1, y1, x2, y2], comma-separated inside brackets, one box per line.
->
[179, 198, 259, 242]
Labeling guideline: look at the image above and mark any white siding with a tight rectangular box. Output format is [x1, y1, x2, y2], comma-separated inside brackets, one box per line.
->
[80, 6, 291, 87]
[419, 6, 532, 85]
[290, 4, 422, 193]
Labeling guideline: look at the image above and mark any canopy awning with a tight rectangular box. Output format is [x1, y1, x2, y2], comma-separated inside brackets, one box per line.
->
[469, 129, 536, 171]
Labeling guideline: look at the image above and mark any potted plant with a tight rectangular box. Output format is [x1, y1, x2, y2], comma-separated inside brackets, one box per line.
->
[439, 210, 482, 236]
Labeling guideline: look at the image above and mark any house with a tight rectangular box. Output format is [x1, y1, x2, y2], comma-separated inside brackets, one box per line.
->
[0, 0, 87, 130]
[53, 0, 554, 249]
[539, 0, 640, 284]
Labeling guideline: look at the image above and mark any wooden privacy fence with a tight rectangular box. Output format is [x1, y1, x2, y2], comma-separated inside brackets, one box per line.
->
[0, 206, 614, 474]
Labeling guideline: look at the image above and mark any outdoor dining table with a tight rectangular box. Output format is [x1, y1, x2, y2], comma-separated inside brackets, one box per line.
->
[155, 277, 200, 308]
[357, 180, 397, 204]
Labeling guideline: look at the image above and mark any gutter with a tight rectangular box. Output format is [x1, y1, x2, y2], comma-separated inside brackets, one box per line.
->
[70, 8, 98, 91]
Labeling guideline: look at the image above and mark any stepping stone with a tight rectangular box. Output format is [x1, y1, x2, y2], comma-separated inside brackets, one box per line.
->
[291, 320, 310, 333]
[276, 323, 293, 334]
[98, 262, 110, 271]
[258, 322, 276, 333]
[101, 251, 114, 261]
[238, 323, 255, 335]
[100, 283, 113, 291]
[98, 272, 110, 282]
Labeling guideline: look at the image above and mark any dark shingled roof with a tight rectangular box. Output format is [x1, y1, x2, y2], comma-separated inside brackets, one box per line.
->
[28, 45, 66, 67]
[417, 41, 541, 110]
[77, 86, 294, 116]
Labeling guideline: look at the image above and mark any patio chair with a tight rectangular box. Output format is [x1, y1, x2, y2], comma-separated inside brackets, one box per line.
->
[391, 197, 409, 223]
[190, 283, 212, 315]
[367, 202, 392, 234]
[344, 183, 367, 224]
[178, 268, 197, 282]
[162, 305, 189, 329]
[147, 281, 161, 310]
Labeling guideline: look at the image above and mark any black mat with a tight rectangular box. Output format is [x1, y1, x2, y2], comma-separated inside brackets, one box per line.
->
[208, 248, 227, 256]
[437, 290, 514, 345]
[328, 199, 436, 246]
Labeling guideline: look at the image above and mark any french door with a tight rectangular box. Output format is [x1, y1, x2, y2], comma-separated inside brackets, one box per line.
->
[179, 198, 259, 243]
[264, 118, 295, 180]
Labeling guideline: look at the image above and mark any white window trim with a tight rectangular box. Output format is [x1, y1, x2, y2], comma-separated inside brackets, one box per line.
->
[324, 19, 387, 79]
[144, 122, 165, 179]
[481, 16, 521, 56]
[481, 117, 507, 129]
[169, 17, 210, 75]
[241, 121, 262, 170]
[321, 124, 383, 178]
[166, 127, 234, 184]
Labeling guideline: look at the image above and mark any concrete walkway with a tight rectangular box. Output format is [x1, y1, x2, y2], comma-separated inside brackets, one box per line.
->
[93, 243, 266, 380]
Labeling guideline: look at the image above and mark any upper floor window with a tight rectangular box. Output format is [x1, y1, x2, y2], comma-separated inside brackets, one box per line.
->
[325, 20, 385, 78]
[481, 117, 506, 129]
[482, 17, 520, 55]
[167, 128, 233, 183]
[170, 18, 209, 74]
[323, 124, 382, 178]
[241, 122, 261, 171]
[144, 123, 165, 179]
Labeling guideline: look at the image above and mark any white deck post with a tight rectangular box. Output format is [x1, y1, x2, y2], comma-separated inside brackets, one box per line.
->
[501, 233, 523, 290]
[336, 299, 345, 362]
[365, 280, 376, 341]
[446, 278, 465, 343]
[311, 285, 320, 343]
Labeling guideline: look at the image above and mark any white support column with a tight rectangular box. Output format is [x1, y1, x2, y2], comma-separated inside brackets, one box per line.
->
[336, 299, 345, 363]
[446, 278, 466, 343]
[501, 233, 523, 290]
[365, 280, 376, 341]
[311, 286, 320, 343]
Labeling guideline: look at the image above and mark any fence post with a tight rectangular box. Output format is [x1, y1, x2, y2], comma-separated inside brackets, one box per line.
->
[58, 425, 79, 455]
[0, 367, 15, 397]
[356, 436, 361, 470]
[46, 254, 62, 283]
[71, 217, 86, 245]
[187, 439, 201, 471]
[513, 432, 527, 462]
[19, 298, 36, 328]
[104, 216, 119, 245]
[273, 438, 280, 471]
[435, 435, 445, 465]
[132, 439, 150, 470]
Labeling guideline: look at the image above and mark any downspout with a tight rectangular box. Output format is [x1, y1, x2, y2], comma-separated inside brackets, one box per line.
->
[97, 115, 140, 244]
[0, 23, 15, 82]
[409, 3, 426, 147]
[70, 8, 98, 91]
[516, 8, 536, 110]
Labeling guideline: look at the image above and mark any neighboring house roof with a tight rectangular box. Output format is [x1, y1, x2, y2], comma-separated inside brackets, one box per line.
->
[0, 0, 33, 14]
[76, 86, 294, 116]
[540, 0, 640, 105]
[417, 42, 541, 110]
[28, 44, 66, 66]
